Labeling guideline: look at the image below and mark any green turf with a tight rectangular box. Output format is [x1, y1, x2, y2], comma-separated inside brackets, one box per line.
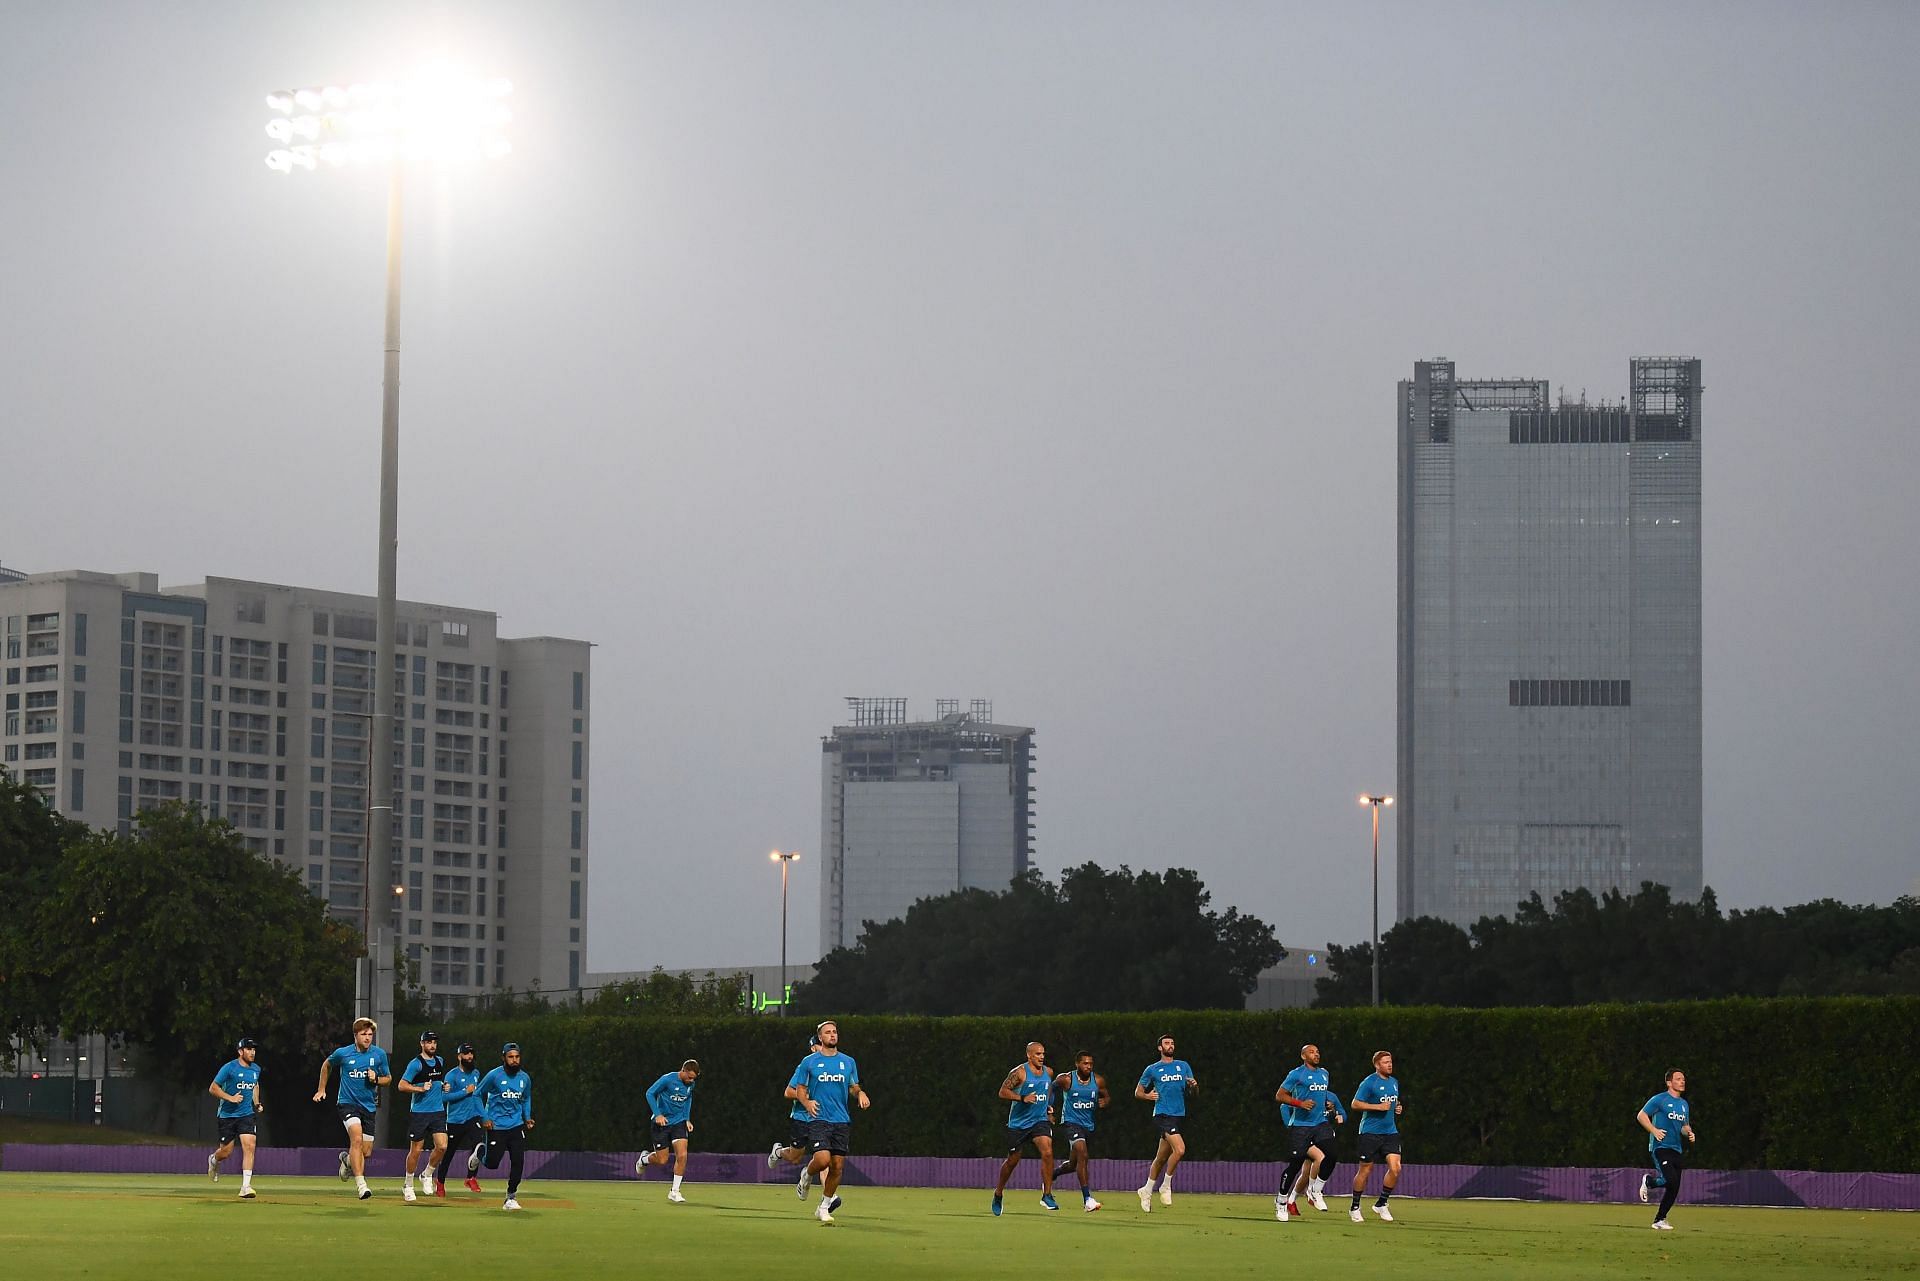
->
[3, 1174, 1914, 1280]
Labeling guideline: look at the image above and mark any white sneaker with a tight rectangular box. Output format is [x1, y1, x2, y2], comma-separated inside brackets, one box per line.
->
[1638, 1174, 1650, 1204]
[1372, 1203, 1394, 1222]
[768, 1141, 784, 1171]
[403, 1184, 417, 1203]
[1275, 1197, 1290, 1222]
[1159, 1183, 1172, 1207]
[338, 1151, 350, 1181]
[1651, 1220, 1673, 1231]
[1308, 1189, 1328, 1212]
[1084, 1197, 1101, 1212]
[796, 1164, 812, 1200]
[357, 1184, 372, 1201]
[815, 1201, 834, 1225]
[667, 1189, 686, 1204]
[208, 1153, 219, 1182]
[503, 1198, 522, 1211]
[1349, 1206, 1363, 1222]
[1138, 1182, 1154, 1212]
[238, 1187, 256, 1200]
[634, 1154, 649, 1177]
[468, 1147, 482, 1174]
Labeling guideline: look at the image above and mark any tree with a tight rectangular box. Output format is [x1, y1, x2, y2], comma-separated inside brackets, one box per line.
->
[794, 864, 1284, 1016]
[0, 775, 89, 1065]
[35, 803, 358, 1090]
[577, 969, 751, 1016]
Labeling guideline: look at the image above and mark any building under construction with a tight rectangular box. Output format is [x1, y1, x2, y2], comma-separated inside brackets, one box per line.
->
[818, 698, 1035, 953]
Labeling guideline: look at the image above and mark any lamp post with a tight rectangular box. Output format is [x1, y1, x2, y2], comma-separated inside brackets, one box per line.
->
[262, 71, 512, 1020]
[770, 851, 801, 1015]
[1358, 794, 1394, 1007]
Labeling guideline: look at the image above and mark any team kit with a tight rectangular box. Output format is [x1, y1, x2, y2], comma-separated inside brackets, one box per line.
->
[205, 1020, 1695, 1228]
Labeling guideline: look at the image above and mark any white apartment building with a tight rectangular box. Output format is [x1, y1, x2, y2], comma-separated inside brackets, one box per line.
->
[0, 569, 590, 1004]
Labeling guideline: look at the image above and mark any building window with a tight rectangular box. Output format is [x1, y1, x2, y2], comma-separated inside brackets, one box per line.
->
[569, 950, 580, 989]
[572, 671, 583, 711]
[570, 811, 582, 850]
[569, 880, 580, 920]
[571, 741, 582, 781]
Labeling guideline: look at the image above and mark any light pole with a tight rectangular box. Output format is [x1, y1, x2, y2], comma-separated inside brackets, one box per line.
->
[263, 72, 513, 1020]
[770, 851, 801, 1015]
[1358, 794, 1394, 1007]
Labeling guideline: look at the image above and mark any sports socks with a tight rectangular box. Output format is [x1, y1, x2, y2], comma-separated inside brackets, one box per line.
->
[1377, 1188, 1393, 1207]
[671, 1174, 683, 1193]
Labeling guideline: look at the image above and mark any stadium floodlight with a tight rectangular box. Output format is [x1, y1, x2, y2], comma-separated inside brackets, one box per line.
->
[1359, 795, 1394, 1006]
[771, 851, 802, 1016]
[262, 65, 514, 1036]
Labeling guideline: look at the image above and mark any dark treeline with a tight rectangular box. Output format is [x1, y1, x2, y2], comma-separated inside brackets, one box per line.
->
[1315, 882, 1920, 1007]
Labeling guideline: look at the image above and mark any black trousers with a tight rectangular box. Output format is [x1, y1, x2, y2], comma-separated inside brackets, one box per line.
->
[1652, 1148, 1685, 1219]
[482, 1125, 528, 1197]
[436, 1118, 488, 1185]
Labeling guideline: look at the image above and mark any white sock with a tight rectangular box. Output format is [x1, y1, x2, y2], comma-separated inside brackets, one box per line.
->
[241, 1171, 252, 1189]
[671, 1174, 683, 1192]
[404, 1173, 414, 1188]
[1309, 1177, 1324, 1194]
[1160, 1174, 1174, 1190]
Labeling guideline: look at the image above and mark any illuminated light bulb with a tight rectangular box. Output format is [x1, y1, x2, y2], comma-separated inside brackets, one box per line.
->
[294, 88, 322, 110]
[265, 92, 295, 113]
[289, 146, 318, 170]
[291, 115, 321, 139]
[321, 84, 349, 107]
[265, 150, 294, 174]
[265, 118, 294, 142]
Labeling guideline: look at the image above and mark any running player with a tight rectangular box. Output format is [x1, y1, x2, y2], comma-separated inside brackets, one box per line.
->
[1636, 1068, 1696, 1230]
[769, 1034, 819, 1195]
[1050, 1050, 1108, 1211]
[1273, 1043, 1341, 1221]
[637, 1059, 701, 1203]
[207, 1036, 263, 1199]
[436, 1042, 486, 1195]
[477, 1043, 536, 1211]
[1133, 1034, 1198, 1211]
[991, 1042, 1058, 1216]
[791, 1020, 871, 1225]
[313, 1017, 391, 1200]
[1348, 1049, 1403, 1222]
[397, 1030, 449, 1202]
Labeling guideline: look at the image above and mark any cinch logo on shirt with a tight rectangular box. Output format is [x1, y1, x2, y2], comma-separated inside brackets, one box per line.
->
[815, 1072, 846, 1083]
[497, 1088, 523, 1100]
[1664, 1109, 1685, 1123]
[1160, 1074, 1184, 1084]
[347, 1067, 378, 1080]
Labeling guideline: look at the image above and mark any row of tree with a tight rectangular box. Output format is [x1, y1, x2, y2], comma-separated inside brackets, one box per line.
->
[1313, 882, 1920, 1006]
[794, 863, 1284, 1015]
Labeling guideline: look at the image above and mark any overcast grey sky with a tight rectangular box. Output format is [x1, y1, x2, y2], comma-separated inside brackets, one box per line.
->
[4, 2, 1917, 972]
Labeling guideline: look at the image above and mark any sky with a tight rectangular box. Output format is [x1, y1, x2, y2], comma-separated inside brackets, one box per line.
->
[4, 1, 1917, 973]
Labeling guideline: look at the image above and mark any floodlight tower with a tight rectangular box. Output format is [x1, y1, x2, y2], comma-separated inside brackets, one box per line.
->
[262, 72, 513, 1021]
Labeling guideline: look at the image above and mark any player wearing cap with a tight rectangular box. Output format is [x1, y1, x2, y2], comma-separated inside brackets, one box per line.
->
[313, 1017, 391, 1200]
[476, 1043, 536, 1210]
[770, 1034, 820, 1195]
[636, 1059, 701, 1202]
[1133, 1034, 1198, 1211]
[1050, 1050, 1108, 1212]
[790, 1020, 871, 1225]
[991, 1041, 1059, 1216]
[207, 1037, 263, 1199]
[398, 1030, 449, 1202]
[438, 1042, 487, 1194]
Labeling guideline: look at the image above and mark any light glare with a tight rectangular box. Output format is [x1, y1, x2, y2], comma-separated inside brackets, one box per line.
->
[262, 68, 516, 174]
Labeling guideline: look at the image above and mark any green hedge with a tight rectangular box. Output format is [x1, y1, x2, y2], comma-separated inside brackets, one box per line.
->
[388, 996, 1920, 1171]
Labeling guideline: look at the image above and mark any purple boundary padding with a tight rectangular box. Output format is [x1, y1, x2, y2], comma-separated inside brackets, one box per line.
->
[6, 1145, 1917, 1210]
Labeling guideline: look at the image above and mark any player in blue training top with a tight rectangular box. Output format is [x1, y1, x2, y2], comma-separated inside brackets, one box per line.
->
[207, 1036, 263, 1199]
[790, 1020, 872, 1225]
[397, 1030, 449, 1202]
[477, 1043, 536, 1211]
[436, 1042, 487, 1195]
[1273, 1042, 1344, 1221]
[991, 1041, 1059, 1216]
[1636, 1068, 1697, 1230]
[313, 1017, 391, 1200]
[769, 1034, 820, 1194]
[1050, 1050, 1109, 1212]
[1133, 1034, 1199, 1211]
[1348, 1049, 1404, 1222]
[636, 1059, 701, 1203]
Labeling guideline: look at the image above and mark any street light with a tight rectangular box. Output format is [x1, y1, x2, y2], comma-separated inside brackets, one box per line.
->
[770, 851, 801, 1015]
[263, 68, 513, 1021]
[1358, 794, 1394, 1007]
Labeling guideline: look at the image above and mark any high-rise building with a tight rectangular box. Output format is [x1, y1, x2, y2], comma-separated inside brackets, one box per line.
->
[819, 698, 1035, 953]
[1397, 358, 1702, 927]
[0, 569, 591, 1004]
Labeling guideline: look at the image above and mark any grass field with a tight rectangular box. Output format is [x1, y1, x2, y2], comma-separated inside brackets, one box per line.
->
[4, 1174, 1915, 1280]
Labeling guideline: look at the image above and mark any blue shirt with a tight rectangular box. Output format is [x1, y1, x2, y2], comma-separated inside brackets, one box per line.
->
[1007, 1063, 1051, 1129]
[212, 1059, 261, 1119]
[402, 1054, 448, 1114]
[790, 1052, 860, 1125]
[647, 1072, 696, 1126]
[326, 1044, 390, 1111]
[444, 1066, 484, 1124]
[1058, 1072, 1101, 1133]
[1138, 1059, 1195, 1118]
[1353, 1072, 1400, 1135]
[1642, 1092, 1690, 1152]
[1281, 1065, 1336, 1127]
[479, 1066, 533, 1128]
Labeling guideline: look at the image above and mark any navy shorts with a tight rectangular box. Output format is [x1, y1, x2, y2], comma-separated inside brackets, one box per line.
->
[1312, 1122, 1339, 1151]
[808, 1121, 851, 1156]
[1057, 1123, 1092, 1149]
[336, 1104, 375, 1132]
[1006, 1121, 1053, 1153]
[1358, 1132, 1403, 1162]
[651, 1120, 691, 1148]
[217, 1115, 257, 1144]
[1287, 1125, 1319, 1158]
[1154, 1114, 1184, 1136]
[788, 1117, 812, 1149]
[407, 1112, 448, 1142]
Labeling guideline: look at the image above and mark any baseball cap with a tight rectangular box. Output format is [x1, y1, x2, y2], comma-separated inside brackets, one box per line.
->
[455, 1042, 475, 1054]
[236, 1037, 259, 1050]
[501, 1042, 520, 1054]
[419, 1030, 439, 1042]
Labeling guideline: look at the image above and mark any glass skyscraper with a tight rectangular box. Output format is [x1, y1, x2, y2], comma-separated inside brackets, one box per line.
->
[1396, 358, 1702, 927]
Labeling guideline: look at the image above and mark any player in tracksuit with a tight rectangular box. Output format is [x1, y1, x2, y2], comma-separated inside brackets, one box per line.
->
[476, 1043, 536, 1210]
